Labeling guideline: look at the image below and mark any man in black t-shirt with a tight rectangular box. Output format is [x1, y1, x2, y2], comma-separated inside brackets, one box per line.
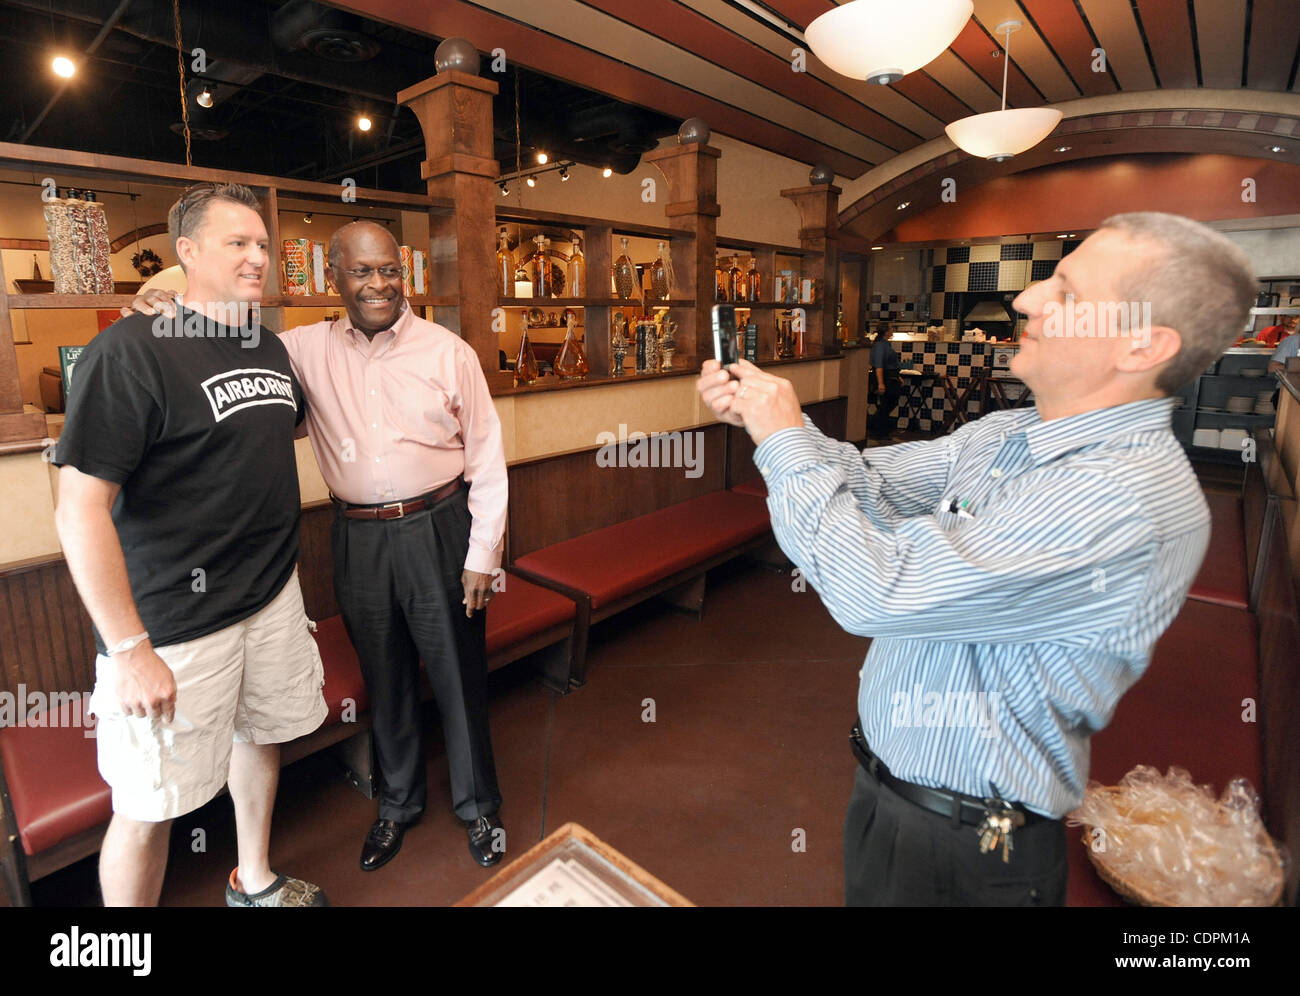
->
[53, 183, 327, 907]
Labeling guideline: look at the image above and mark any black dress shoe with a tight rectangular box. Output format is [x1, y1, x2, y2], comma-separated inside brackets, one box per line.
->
[465, 814, 505, 867]
[360, 818, 408, 872]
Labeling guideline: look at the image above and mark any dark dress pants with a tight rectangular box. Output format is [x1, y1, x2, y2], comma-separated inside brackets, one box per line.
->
[331, 491, 501, 824]
[868, 375, 902, 436]
[843, 767, 1068, 906]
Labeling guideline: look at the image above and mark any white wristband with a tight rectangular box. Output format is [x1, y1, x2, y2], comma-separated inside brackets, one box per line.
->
[107, 631, 150, 656]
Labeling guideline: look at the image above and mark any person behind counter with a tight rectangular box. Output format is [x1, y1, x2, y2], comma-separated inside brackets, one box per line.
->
[867, 323, 902, 438]
[696, 211, 1257, 906]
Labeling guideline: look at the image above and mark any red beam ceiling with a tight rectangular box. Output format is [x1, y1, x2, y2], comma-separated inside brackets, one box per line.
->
[1136, 0, 1199, 88]
[1247, 0, 1300, 91]
[1020, 0, 1117, 97]
[949, 19, 1047, 109]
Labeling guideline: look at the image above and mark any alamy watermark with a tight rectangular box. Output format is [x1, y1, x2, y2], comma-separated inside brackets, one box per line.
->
[889, 685, 1002, 740]
[151, 301, 261, 349]
[0, 685, 97, 738]
[1043, 295, 1152, 348]
[595, 424, 704, 479]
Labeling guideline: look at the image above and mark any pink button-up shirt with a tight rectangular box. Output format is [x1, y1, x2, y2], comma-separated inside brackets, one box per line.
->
[279, 303, 507, 574]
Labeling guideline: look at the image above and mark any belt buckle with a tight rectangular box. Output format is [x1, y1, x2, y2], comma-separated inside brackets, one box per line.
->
[381, 500, 406, 519]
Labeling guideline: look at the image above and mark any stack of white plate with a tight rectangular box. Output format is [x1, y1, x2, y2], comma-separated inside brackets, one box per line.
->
[1220, 428, 1249, 451]
[1256, 389, 1275, 415]
[1193, 428, 1221, 448]
[1226, 396, 1254, 413]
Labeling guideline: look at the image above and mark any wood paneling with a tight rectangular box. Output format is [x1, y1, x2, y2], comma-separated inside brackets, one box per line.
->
[1136, 0, 1199, 88]
[972, 1, 1080, 102]
[922, 52, 1004, 114]
[1077, 0, 1158, 90]
[1193, 0, 1247, 89]
[1247, 0, 1300, 92]
[0, 504, 340, 698]
[949, 18, 1047, 109]
[1021, 0, 1119, 97]
[506, 424, 728, 558]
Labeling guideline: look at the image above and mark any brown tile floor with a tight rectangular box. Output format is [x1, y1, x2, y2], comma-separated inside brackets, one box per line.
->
[32, 560, 871, 907]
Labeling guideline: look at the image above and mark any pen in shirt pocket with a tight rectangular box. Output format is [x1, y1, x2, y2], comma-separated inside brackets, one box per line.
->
[947, 498, 976, 520]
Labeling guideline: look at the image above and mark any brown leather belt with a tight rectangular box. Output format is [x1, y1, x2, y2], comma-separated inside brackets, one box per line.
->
[335, 478, 462, 520]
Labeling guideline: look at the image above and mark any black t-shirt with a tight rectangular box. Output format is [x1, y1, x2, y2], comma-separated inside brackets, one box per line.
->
[53, 306, 306, 652]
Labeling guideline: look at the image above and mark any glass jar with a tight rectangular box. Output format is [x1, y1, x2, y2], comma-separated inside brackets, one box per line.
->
[612, 237, 637, 300]
[496, 229, 514, 297]
[567, 238, 586, 298]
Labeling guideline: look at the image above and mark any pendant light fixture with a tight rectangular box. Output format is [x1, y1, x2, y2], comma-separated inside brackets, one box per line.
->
[805, 0, 972, 84]
[944, 21, 1062, 162]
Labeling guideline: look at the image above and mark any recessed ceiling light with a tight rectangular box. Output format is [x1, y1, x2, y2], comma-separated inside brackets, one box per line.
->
[871, 246, 884, 250]
[896, 201, 910, 210]
[357, 115, 372, 132]
[1054, 145, 1071, 152]
[1269, 145, 1285, 153]
[1056, 233, 1075, 239]
[52, 56, 75, 78]
[602, 167, 613, 178]
[196, 87, 214, 108]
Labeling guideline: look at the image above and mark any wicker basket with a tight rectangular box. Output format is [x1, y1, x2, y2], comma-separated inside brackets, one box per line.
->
[1081, 786, 1284, 907]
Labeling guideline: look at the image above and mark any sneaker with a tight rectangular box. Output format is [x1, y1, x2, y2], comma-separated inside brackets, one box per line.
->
[225, 868, 328, 907]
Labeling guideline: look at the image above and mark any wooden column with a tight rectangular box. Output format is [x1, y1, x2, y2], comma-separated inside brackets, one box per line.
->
[780, 184, 841, 356]
[644, 143, 721, 365]
[584, 224, 612, 377]
[398, 70, 500, 373]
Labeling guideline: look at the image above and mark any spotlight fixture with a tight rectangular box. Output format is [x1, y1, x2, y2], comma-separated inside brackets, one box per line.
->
[304, 214, 313, 224]
[559, 167, 569, 181]
[52, 56, 75, 78]
[602, 167, 613, 178]
[526, 176, 536, 187]
[196, 87, 214, 108]
[357, 115, 372, 132]
[536, 152, 548, 165]
[499, 181, 509, 196]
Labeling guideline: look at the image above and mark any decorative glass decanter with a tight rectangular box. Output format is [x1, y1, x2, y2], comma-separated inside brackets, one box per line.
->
[514, 327, 539, 386]
[496, 229, 514, 297]
[658, 313, 677, 370]
[715, 259, 727, 301]
[555, 312, 588, 380]
[735, 258, 750, 303]
[727, 257, 742, 302]
[649, 241, 671, 301]
[610, 312, 629, 376]
[530, 235, 550, 298]
[747, 257, 761, 301]
[612, 237, 637, 300]
[567, 238, 586, 298]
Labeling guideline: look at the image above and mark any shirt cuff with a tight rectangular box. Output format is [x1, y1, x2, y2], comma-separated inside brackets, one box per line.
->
[464, 545, 502, 576]
[753, 425, 823, 484]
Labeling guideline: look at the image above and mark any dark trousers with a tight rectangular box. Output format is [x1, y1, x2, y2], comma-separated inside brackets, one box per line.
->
[868, 376, 902, 436]
[843, 767, 1068, 906]
[331, 490, 501, 824]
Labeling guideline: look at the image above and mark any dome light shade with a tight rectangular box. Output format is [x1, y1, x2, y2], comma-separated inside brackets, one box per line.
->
[944, 107, 1062, 161]
[805, 0, 972, 84]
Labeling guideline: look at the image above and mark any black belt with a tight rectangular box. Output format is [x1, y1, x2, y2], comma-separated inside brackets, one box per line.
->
[849, 723, 1046, 828]
[333, 478, 462, 520]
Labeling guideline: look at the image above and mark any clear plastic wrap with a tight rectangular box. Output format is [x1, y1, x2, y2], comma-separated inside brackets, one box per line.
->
[1067, 765, 1284, 906]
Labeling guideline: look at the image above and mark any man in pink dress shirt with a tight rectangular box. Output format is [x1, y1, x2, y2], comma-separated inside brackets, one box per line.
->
[281, 222, 509, 871]
[132, 221, 510, 874]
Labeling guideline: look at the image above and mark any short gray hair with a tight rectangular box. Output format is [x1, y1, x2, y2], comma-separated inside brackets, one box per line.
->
[168, 183, 261, 271]
[1098, 212, 1257, 394]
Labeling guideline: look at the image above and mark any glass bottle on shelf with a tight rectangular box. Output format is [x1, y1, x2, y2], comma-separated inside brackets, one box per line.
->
[496, 229, 514, 297]
[727, 257, 742, 303]
[746, 257, 761, 302]
[715, 259, 727, 301]
[735, 257, 750, 303]
[610, 312, 629, 376]
[514, 327, 539, 386]
[567, 238, 586, 298]
[530, 235, 549, 297]
[649, 241, 671, 302]
[612, 237, 637, 300]
[555, 312, 588, 380]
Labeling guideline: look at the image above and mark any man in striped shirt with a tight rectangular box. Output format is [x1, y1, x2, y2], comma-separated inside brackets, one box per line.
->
[698, 212, 1257, 906]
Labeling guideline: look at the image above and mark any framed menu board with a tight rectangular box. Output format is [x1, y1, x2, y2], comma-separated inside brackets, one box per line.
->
[455, 822, 693, 908]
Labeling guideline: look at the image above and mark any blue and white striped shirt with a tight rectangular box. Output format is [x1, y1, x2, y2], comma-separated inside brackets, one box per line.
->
[752, 398, 1208, 817]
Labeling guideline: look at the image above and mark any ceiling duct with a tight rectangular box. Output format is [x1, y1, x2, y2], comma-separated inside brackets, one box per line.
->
[270, 0, 382, 62]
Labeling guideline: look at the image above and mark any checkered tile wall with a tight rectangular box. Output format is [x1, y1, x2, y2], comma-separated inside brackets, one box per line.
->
[867, 341, 992, 433]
